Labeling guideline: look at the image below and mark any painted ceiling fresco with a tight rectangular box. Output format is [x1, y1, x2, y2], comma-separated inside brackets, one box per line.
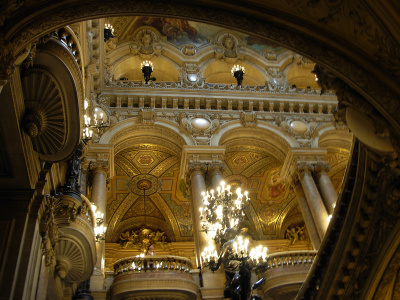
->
[110, 16, 282, 52]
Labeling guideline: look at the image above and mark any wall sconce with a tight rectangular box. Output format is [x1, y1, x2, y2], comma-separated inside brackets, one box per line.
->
[141, 60, 156, 84]
[104, 23, 114, 42]
[91, 203, 106, 242]
[231, 65, 245, 86]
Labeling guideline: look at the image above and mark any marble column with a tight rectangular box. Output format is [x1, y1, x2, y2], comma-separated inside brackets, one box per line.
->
[90, 161, 109, 291]
[298, 167, 329, 240]
[187, 163, 208, 267]
[315, 166, 337, 215]
[293, 182, 321, 249]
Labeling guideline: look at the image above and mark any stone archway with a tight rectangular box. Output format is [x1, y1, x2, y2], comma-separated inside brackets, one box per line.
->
[1, 1, 400, 137]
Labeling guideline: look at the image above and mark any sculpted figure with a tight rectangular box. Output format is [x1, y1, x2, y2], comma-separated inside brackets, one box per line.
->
[286, 227, 302, 245]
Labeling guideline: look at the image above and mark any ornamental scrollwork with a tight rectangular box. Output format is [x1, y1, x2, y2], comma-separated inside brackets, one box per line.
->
[54, 200, 81, 224]
[119, 228, 167, 251]
[39, 196, 59, 267]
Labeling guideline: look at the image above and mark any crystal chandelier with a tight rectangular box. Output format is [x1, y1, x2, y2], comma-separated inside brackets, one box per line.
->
[200, 181, 249, 245]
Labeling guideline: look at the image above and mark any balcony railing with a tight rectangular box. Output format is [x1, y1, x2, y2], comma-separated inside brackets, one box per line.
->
[111, 255, 197, 300]
[260, 250, 318, 272]
[113, 255, 192, 274]
[255, 250, 318, 300]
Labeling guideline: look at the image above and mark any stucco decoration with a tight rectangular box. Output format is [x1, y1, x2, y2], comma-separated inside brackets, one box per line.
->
[129, 26, 163, 59]
[213, 31, 245, 62]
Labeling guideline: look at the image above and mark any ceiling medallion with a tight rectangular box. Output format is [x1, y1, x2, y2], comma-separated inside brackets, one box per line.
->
[128, 174, 160, 195]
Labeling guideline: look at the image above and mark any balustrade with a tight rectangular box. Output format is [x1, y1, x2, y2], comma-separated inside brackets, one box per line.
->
[261, 250, 317, 272]
[256, 250, 318, 300]
[114, 255, 192, 275]
[111, 255, 197, 300]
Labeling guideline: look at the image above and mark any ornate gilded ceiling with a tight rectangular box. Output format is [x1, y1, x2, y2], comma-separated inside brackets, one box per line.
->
[105, 138, 350, 245]
[97, 16, 349, 249]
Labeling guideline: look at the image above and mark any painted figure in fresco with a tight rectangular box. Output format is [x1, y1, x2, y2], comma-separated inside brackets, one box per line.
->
[268, 173, 286, 198]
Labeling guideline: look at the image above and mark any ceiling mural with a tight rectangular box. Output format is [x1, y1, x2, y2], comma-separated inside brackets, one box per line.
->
[106, 138, 305, 244]
[110, 16, 282, 52]
[106, 144, 186, 242]
[222, 143, 298, 239]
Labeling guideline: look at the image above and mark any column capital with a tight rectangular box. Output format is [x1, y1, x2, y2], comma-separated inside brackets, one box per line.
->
[208, 162, 226, 173]
[84, 144, 114, 179]
[281, 147, 328, 181]
[179, 145, 226, 181]
[313, 162, 331, 175]
[89, 160, 110, 177]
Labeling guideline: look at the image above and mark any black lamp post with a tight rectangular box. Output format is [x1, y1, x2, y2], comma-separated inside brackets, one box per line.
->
[104, 23, 114, 42]
[141, 60, 156, 84]
[231, 65, 245, 86]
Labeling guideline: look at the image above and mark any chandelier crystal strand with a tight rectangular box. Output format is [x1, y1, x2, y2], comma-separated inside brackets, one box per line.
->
[200, 181, 250, 245]
[199, 180, 270, 297]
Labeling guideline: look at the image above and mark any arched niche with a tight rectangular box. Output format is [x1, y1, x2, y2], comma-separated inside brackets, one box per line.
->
[203, 60, 265, 85]
[113, 56, 180, 82]
[216, 123, 297, 163]
[5, 0, 400, 137]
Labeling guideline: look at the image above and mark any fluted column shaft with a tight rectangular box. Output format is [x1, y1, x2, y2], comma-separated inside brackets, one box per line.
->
[294, 183, 321, 249]
[189, 165, 208, 267]
[299, 168, 329, 240]
[315, 169, 337, 215]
